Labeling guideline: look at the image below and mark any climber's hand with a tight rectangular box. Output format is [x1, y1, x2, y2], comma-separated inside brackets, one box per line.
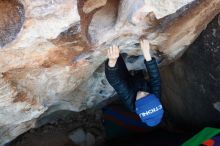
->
[140, 39, 152, 61]
[107, 45, 120, 67]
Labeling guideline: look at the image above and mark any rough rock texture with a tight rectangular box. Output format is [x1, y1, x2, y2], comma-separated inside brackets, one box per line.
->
[10, 109, 105, 146]
[0, 0, 25, 47]
[0, 0, 219, 145]
[160, 14, 220, 130]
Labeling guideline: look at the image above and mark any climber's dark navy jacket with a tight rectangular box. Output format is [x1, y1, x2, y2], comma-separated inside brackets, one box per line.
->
[105, 55, 161, 112]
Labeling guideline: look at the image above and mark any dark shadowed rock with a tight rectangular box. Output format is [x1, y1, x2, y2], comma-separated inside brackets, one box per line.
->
[161, 14, 220, 130]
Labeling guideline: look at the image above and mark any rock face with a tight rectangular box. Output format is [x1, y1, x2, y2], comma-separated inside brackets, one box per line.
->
[0, 0, 25, 47]
[0, 0, 219, 145]
[160, 14, 220, 130]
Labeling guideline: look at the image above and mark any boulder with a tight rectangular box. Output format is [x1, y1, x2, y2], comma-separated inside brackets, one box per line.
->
[69, 128, 86, 145]
[160, 14, 220, 130]
[0, 0, 219, 145]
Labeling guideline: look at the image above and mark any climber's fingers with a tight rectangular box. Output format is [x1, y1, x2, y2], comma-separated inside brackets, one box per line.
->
[107, 45, 119, 60]
[140, 39, 152, 61]
[140, 39, 150, 51]
[112, 45, 119, 58]
[107, 48, 110, 58]
[108, 47, 112, 58]
[108, 46, 113, 59]
[109, 46, 112, 57]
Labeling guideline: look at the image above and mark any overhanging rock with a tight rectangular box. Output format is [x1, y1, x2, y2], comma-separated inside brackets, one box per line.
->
[0, 0, 219, 145]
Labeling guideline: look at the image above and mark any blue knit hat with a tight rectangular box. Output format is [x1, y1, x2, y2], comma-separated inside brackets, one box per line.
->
[135, 94, 164, 127]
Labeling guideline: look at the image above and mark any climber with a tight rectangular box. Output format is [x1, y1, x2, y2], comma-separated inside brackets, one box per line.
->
[105, 39, 164, 127]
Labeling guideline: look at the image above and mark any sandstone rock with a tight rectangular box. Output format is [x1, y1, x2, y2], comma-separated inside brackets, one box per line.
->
[85, 132, 95, 146]
[69, 128, 86, 145]
[68, 129, 96, 146]
[83, 0, 107, 14]
[160, 14, 220, 130]
[0, 0, 25, 47]
[214, 102, 220, 113]
[0, 0, 219, 145]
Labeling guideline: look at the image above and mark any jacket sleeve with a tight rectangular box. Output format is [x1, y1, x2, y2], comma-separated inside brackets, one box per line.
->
[105, 59, 136, 112]
[144, 58, 161, 98]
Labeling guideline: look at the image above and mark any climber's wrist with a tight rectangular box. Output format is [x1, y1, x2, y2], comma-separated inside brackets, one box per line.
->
[108, 59, 117, 67]
[144, 55, 152, 61]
